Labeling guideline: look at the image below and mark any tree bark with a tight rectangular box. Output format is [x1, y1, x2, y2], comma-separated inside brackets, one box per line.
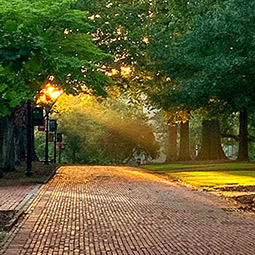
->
[196, 119, 227, 160]
[3, 116, 16, 172]
[237, 107, 249, 161]
[15, 127, 26, 165]
[14, 126, 21, 165]
[178, 121, 191, 161]
[31, 126, 39, 161]
[165, 125, 178, 162]
[0, 118, 5, 178]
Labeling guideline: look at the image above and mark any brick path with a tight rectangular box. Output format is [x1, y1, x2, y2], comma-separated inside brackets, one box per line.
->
[1, 166, 255, 254]
[0, 184, 36, 211]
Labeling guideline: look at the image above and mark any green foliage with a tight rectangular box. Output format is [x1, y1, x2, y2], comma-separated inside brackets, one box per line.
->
[73, 0, 150, 65]
[151, 0, 255, 114]
[0, 0, 112, 116]
[73, 0, 161, 102]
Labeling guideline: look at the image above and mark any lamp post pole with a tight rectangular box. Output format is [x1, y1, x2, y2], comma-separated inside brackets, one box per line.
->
[44, 111, 49, 165]
[26, 100, 33, 176]
[53, 126, 57, 163]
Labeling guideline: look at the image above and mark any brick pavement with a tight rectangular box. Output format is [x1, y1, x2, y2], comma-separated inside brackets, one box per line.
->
[0, 184, 36, 211]
[1, 166, 255, 254]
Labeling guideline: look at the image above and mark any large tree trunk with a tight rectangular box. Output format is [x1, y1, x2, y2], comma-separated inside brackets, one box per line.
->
[19, 129, 26, 162]
[3, 116, 16, 172]
[0, 118, 5, 178]
[178, 121, 191, 161]
[14, 126, 21, 165]
[31, 126, 39, 161]
[196, 119, 227, 160]
[15, 127, 26, 165]
[237, 107, 249, 161]
[165, 125, 178, 163]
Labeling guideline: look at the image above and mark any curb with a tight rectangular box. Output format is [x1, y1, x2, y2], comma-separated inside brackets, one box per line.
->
[3, 165, 60, 231]
[3, 184, 41, 231]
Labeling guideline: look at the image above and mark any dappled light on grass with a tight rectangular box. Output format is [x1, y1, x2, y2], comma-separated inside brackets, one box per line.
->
[168, 171, 255, 189]
[58, 166, 173, 186]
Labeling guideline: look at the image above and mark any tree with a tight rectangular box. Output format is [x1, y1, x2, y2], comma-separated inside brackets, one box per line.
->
[146, 0, 255, 161]
[166, 0, 255, 161]
[0, 0, 112, 171]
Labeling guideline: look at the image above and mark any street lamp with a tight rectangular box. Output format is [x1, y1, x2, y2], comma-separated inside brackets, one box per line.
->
[37, 83, 63, 165]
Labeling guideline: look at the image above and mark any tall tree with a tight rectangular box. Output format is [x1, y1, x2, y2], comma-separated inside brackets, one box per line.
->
[169, 0, 255, 161]
[148, 0, 255, 161]
[0, 0, 112, 171]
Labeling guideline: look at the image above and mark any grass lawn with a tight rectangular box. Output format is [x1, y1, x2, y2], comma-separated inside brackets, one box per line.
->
[142, 163, 255, 190]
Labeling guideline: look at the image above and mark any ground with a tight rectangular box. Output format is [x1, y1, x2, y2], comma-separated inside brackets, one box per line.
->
[1, 165, 255, 254]
[0, 162, 57, 240]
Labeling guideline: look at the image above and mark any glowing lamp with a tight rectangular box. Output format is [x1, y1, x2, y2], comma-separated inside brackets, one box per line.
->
[37, 84, 63, 105]
[121, 66, 132, 78]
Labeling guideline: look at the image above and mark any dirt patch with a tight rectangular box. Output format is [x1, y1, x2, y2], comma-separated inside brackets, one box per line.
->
[231, 194, 255, 210]
[0, 211, 14, 228]
[0, 162, 58, 186]
[213, 185, 255, 211]
[218, 185, 255, 192]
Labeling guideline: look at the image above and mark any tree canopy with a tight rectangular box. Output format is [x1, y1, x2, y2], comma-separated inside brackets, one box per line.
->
[0, 0, 111, 116]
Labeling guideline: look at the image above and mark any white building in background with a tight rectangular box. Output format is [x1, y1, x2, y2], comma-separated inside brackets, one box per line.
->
[224, 145, 238, 159]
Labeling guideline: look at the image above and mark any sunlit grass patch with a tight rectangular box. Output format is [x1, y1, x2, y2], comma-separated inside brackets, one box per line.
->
[167, 171, 255, 189]
[142, 163, 255, 190]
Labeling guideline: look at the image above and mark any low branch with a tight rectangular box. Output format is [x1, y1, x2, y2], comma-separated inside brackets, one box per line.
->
[221, 133, 239, 141]
[221, 133, 255, 142]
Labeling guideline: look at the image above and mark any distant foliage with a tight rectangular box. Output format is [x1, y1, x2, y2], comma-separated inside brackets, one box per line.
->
[49, 94, 160, 165]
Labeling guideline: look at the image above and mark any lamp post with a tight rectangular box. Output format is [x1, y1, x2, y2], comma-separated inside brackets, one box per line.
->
[44, 97, 62, 165]
[44, 111, 50, 165]
[49, 119, 57, 164]
[53, 123, 58, 163]
[36, 83, 63, 165]
[56, 133, 63, 163]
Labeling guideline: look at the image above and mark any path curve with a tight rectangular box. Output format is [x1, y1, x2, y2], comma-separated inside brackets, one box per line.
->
[1, 166, 255, 255]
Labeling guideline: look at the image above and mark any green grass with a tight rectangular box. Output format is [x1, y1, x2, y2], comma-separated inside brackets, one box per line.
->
[142, 163, 255, 172]
[142, 163, 255, 190]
